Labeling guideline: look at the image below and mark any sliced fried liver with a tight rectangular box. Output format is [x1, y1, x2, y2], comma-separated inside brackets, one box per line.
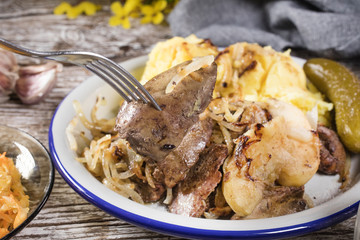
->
[169, 144, 227, 217]
[317, 125, 346, 175]
[115, 60, 217, 162]
[160, 118, 213, 187]
[134, 181, 166, 203]
[134, 118, 214, 202]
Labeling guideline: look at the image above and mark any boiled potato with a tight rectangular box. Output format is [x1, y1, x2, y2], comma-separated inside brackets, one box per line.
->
[141, 35, 218, 84]
[215, 42, 333, 125]
[223, 100, 320, 216]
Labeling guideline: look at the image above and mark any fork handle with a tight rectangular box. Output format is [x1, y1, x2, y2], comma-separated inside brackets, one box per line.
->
[0, 37, 47, 58]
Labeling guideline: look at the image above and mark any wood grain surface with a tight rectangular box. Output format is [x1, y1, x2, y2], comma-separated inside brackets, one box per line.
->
[0, 1, 359, 239]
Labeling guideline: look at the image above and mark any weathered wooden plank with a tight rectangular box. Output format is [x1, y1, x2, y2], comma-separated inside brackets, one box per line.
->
[0, 1, 358, 239]
[0, 12, 172, 65]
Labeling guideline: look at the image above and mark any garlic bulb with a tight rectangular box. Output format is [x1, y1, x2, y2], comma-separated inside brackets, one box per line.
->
[15, 62, 62, 104]
[0, 49, 19, 102]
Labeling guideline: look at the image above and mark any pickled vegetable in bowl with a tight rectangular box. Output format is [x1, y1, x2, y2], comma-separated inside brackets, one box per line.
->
[0, 125, 54, 240]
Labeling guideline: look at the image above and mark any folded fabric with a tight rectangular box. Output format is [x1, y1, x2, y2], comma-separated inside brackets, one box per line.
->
[168, 0, 360, 58]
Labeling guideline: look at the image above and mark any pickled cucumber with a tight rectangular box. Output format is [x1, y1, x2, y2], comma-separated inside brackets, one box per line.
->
[304, 58, 360, 153]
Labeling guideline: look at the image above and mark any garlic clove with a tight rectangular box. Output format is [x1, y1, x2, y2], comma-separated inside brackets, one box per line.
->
[0, 48, 17, 68]
[0, 49, 19, 102]
[15, 62, 62, 104]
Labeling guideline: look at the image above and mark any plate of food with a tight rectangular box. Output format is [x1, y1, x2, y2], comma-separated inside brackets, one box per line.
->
[49, 35, 360, 239]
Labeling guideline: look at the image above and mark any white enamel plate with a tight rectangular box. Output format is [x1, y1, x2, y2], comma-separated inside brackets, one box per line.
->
[49, 56, 360, 239]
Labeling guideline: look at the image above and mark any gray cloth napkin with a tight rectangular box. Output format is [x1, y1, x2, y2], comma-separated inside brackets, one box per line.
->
[168, 0, 360, 58]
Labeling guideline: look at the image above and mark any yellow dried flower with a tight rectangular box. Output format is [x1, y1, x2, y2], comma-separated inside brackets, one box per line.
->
[78, 2, 100, 16]
[54, 2, 72, 15]
[54, 0, 178, 28]
[109, 0, 141, 29]
[141, 0, 167, 25]
[54, 1, 101, 19]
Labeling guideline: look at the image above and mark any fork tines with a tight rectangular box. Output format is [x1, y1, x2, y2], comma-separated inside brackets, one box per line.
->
[85, 59, 161, 111]
[85, 60, 144, 102]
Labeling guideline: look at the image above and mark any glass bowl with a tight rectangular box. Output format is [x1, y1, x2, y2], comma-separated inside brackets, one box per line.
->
[0, 125, 54, 240]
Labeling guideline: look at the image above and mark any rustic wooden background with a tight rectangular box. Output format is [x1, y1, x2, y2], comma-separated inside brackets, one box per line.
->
[0, 0, 359, 239]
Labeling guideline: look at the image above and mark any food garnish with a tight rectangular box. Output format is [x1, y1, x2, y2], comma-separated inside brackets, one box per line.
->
[304, 58, 360, 153]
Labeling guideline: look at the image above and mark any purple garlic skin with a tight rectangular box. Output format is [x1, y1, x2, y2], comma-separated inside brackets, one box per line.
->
[0, 49, 19, 102]
[15, 62, 62, 104]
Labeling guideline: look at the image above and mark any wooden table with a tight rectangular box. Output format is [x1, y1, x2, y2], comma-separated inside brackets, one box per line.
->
[0, 1, 358, 239]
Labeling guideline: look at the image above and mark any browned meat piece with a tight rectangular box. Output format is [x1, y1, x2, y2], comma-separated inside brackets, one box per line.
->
[115, 60, 217, 162]
[133, 160, 166, 203]
[160, 118, 213, 187]
[135, 181, 165, 203]
[231, 185, 307, 220]
[207, 206, 233, 219]
[168, 144, 227, 217]
[317, 125, 346, 175]
[133, 118, 213, 190]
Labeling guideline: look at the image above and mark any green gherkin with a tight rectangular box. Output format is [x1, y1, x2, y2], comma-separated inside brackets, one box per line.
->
[304, 58, 360, 153]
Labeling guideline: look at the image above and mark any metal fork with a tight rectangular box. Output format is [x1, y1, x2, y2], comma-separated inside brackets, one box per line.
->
[0, 37, 161, 111]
